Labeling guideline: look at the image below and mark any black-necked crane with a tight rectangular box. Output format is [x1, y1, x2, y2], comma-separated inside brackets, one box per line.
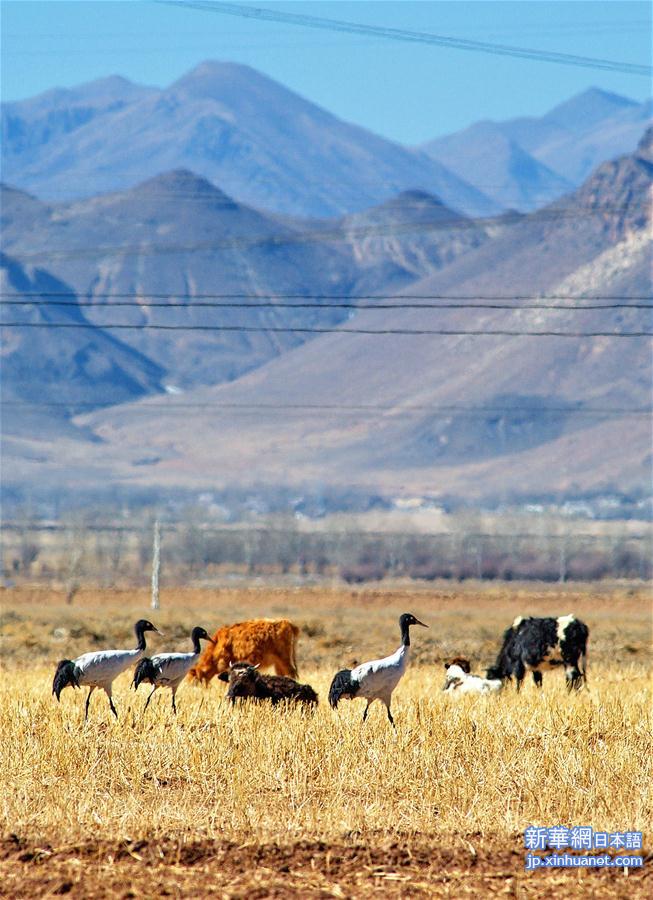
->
[52, 619, 160, 720]
[132, 625, 215, 713]
[328, 613, 427, 727]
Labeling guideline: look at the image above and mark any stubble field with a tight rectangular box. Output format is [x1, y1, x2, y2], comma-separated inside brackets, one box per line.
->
[0, 582, 651, 897]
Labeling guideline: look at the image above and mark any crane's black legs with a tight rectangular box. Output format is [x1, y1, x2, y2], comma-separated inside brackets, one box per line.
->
[144, 686, 157, 712]
[109, 697, 118, 718]
[171, 691, 177, 715]
[84, 687, 95, 721]
[362, 700, 395, 728]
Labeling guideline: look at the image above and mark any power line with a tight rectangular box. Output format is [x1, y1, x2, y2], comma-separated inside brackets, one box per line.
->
[6, 18, 650, 40]
[3, 291, 651, 302]
[4, 400, 649, 417]
[5, 204, 648, 262]
[5, 20, 650, 42]
[2, 321, 651, 337]
[4, 291, 653, 303]
[2, 199, 644, 217]
[2, 520, 650, 542]
[3, 185, 651, 204]
[3, 188, 650, 211]
[159, 1, 652, 76]
[1, 297, 651, 311]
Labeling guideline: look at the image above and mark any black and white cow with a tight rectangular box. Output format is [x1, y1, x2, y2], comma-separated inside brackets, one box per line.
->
[486, 615, 588, 691]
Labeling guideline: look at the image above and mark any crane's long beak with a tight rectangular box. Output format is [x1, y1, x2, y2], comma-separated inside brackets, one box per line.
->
[415, 619, 428, 628]
[207, 637, 216, 645]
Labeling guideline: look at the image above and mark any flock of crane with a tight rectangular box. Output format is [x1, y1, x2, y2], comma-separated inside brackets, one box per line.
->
[52, 613, 430, 726]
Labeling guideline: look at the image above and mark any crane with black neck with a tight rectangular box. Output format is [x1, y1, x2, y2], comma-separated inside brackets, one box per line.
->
[328, 612, 427, 727]
[132, 625, 215, 714]
[52, 619, 160, 720]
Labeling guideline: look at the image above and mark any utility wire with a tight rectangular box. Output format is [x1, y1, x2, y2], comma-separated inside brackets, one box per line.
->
[4, 188, 649, 208]
[2, 199, 644, 217]
[4, 400, 649, 417]
[5, 205, 648, 262]
[0, 290, 653, 309]
[6, 18, 650, 39]
[2, 520, 649, 541]
[2, 321, 651, 336]
[2, 291, 651, 302]
[159, 1, 652, 76]
[2, 297, 651, 310]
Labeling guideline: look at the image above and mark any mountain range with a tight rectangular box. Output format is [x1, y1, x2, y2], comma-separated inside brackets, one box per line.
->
[2, 129, 650, 504]
[2, 63, 649, 217]
[0, 61, 496, 218]
[1, 172, 492, 393]
[65, 129, 650, 503]
[0, 253, 164, 437]
[421, 87, 651, 212]
[1, 64, 651, 507]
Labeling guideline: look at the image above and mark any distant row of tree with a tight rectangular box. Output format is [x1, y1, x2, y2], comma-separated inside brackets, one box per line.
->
[3, 519, 651, 586]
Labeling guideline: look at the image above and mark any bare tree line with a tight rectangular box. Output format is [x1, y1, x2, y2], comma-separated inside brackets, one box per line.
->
[3, 515, 651, 587]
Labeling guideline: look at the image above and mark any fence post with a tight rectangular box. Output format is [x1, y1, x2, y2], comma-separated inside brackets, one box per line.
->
[558, 537, 567, 584]
[151, 519, 161, 610]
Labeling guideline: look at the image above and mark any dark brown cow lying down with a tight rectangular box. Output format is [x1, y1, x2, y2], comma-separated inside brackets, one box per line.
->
[219, 662, 318, 706]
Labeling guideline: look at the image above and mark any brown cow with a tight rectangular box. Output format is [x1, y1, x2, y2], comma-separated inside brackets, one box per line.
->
[189, 619, 299, 684]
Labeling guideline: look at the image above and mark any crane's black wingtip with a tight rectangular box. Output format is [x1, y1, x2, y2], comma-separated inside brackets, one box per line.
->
[52, 659, 80, 700]
[328, 669, 358, 709]
[132, 656, 158, 690]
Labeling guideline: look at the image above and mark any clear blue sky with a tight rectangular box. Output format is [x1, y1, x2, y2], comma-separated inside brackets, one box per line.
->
[2, 1, 650, 143]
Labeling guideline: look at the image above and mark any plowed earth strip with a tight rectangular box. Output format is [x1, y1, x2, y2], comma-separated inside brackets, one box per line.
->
[1, 836, 649, 898]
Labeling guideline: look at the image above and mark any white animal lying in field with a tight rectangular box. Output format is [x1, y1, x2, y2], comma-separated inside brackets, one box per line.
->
[442, 662, 503, 695]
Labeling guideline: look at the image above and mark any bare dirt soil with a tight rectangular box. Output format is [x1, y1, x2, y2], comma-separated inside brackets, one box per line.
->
[2, 836, 651, 899]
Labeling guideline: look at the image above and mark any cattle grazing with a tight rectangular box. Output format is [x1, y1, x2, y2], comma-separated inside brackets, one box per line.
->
[189, 619, 300, 684]
[442, 662, 502, 695]
[486, 614, 588, 691]
[218, 662, 318, 706]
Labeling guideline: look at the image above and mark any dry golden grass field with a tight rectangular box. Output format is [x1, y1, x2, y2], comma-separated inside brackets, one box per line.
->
[1, 582, 651, 898]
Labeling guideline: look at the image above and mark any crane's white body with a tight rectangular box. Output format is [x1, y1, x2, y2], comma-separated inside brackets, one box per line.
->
[329, 613, 426, 726]
[73, 647, 145, 690]
[145, 650, 200, 691]
[351, 643, 409, 706]
[134, 627, 213, 713]
[53, 619, 159, 720]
